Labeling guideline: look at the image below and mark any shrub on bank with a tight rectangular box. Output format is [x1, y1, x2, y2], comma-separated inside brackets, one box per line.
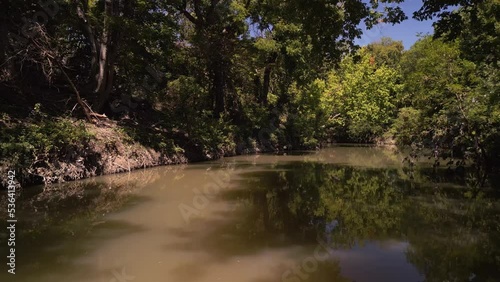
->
[0, 111, 93, 187]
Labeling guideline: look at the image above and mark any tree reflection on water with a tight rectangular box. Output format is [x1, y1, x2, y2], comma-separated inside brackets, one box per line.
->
[229, 162, 500, 281]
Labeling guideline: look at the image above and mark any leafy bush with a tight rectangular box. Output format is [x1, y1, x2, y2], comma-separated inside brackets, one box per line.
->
[0, 112, 93, 171]
[389, 107, 423, 146]
[398, 36, 499, 165]
[322, 49, 402, 142]
[287, 80, 327, 148]
[188, 111, 236, 155]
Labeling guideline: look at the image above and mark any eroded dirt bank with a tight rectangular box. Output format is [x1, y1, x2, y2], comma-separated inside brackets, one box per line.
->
[0, 118, 269, 189]
[1, 120, 191, 188]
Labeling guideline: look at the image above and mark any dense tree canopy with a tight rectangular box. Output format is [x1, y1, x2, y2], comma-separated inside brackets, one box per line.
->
[1, 0, 499, 177]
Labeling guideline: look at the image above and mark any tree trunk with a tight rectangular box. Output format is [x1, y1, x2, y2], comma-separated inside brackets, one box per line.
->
[212, 62, 225, 117]
[178, 1, 231, 118]
[207, 29, 226, 117]
[261, 54, 277, 106]
[254, 74, 262, 101]
[262, 65, 271, 105]
[75, 0, 122, 113]
[93, 0, 121, 113]
[75, 0, 99, 90]
[226, 72, 242, 122]
[55, 60, 93, 122]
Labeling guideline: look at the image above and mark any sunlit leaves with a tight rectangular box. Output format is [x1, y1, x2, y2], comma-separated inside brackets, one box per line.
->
[324, 48, 401, 142]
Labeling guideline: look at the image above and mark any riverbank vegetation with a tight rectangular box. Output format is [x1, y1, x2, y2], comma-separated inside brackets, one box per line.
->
[0, 0, 498, 186]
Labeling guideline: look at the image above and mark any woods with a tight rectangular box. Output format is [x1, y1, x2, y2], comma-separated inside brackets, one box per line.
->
[0, 0, 499, 185]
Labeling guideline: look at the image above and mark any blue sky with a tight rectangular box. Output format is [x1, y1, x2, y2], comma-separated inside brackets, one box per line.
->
[355, 1, 435, 49]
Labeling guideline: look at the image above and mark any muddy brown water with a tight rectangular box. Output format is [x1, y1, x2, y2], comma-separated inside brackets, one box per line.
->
[1, 146, 499, 282]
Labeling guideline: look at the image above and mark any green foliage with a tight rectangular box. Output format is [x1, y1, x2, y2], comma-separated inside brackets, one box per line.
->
[454, 0, 500, 65]
[282, 44, 404, 145]
[188, 112, 236, 155]
[287, 79, 329, 148]
[1, 0, 499, 170]
[119, 125, 184, 155]
[165, 76, 210, 125]
[396, 35, 499, 165]
[390, 107, 422, 146]
[325, 48, 402, 142]
[0, 111, 93, 170]
[417, 0, 499, 66]
[366, 37, 404, 68]
[162, 76, 236, 154]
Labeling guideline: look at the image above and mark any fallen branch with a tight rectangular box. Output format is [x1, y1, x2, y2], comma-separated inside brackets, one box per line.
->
[24, 23, 100, 123]
[54, 59, 93, 122]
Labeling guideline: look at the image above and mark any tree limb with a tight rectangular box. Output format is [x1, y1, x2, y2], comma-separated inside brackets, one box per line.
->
[55, 59, 94, 122]
[74, 0, 99, 83]
[180, 9, 199, 25]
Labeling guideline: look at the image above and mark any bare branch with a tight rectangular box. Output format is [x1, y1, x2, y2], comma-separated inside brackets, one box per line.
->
[24, 23, 95, 122]
[180, 9, 199, 25]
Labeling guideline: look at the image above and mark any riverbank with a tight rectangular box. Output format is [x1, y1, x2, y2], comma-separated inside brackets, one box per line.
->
[0, 115, 271, 189]
[0, 119, 170, 188]
[1, 112, 487, 190]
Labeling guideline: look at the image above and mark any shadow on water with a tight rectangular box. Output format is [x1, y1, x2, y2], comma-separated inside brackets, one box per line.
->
[1, 148, 499, 282]
[166, 160, 500, 282]
[0, 167, 174, 282]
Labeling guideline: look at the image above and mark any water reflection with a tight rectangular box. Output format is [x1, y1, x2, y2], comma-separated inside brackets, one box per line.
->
[0, 165, 184, 281]
[227, 161, 500, 281]
[0, 147, 499, 282]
